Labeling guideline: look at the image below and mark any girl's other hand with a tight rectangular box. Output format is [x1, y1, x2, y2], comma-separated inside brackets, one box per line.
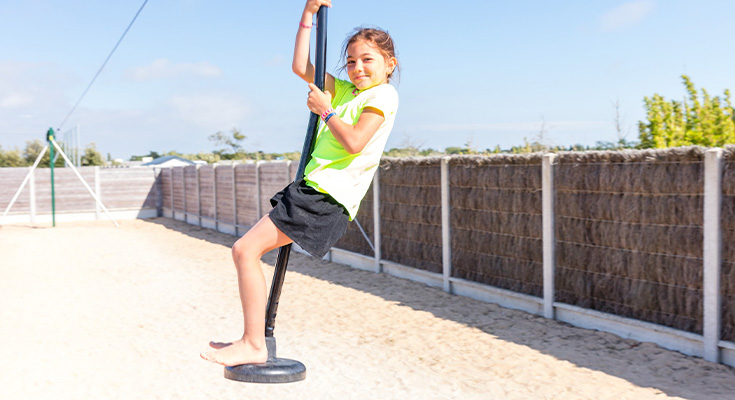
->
[303, 0, 331, 16]
[307, 83, 332, 116]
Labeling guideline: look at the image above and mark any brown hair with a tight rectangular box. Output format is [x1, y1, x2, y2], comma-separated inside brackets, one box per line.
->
[339, 26, 400, 83]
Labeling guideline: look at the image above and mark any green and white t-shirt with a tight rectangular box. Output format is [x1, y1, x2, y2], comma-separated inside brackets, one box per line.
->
[304, 78, 399, 220]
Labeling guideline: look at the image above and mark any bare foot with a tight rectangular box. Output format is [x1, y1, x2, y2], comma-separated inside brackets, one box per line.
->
[200, 339, 268, 366]
[209, 341, 232, 350]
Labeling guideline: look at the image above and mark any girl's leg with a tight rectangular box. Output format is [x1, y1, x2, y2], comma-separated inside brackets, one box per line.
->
[200, 214, 293, 366]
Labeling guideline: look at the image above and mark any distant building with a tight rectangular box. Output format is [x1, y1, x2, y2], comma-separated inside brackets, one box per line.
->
[142, 155, 196, 168]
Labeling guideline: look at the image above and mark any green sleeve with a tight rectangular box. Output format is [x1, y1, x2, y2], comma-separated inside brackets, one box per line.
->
[332, 78, 356, 107]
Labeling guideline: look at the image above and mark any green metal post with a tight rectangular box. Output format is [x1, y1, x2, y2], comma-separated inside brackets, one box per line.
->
[47, 128, 56, 227]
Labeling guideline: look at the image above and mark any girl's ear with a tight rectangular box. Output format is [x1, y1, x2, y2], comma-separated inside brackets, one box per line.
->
[387, 57, 397, 76]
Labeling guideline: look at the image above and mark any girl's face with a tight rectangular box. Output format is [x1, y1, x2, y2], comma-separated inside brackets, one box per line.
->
[345, 40, 396, 91]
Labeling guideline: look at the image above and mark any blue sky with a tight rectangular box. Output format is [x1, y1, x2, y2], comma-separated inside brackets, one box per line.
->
[1, 0, 734, 159]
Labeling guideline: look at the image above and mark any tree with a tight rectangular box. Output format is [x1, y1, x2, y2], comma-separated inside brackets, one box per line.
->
[508, 137, 547, 154]
[23, 139, 63, 167]
[0, 146, 26, 167]
[130, 151, 162, 161]
[445, 146, 469, 155]
[605, 99, 639, 149]
[381, 132, 427, 157]
[24, 139, 46, 165]
[638, 75, 735, 148]
[209, 128, 246, 159]
[181, 152, 220, 164]
[281, 151, 301, 161]
[81, 142, 105, 166]
[420, 148, 442, 156]
[463, 134, 478, 155]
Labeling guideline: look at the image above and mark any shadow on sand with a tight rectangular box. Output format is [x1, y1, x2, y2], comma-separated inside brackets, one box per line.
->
[146, 217, 735, 400]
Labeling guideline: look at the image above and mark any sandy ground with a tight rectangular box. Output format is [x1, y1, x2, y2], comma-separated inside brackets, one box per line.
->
[1, 218, 734, 400]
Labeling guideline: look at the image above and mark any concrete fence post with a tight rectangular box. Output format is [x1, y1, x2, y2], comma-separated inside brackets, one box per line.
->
[232, 165, 238, 235]
[213, 165, 218, 232]
[182, 167, 187, 222]
[169, 168, 174, 212]
[256, 161, 263, 220]
[29, 167, 36, 223]
[703, 148, 724, 363]
[441, 156, 452, 293]
[286, 161, 292, 185]
[154, 168, 163, 217]
[94, 166, 101, 220]
[373, 169, 382, 273]
[542, 153, 557, 319]
[196, 166, 202, 227]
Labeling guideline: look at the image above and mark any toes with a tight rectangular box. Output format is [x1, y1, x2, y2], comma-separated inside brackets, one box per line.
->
[200, 351, 220, 364]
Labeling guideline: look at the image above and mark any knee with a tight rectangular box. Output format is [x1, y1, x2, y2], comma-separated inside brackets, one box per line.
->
[231, 237, 248, 264]
[232, 236, 258, 266]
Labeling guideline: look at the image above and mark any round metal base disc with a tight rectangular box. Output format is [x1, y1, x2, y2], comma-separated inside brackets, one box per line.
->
[224, 358, 306, 384]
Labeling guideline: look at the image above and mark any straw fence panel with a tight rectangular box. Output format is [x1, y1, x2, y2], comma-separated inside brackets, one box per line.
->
[59, 149, 727, 363]
[555, 148, 705, 334]
[449, 155, 543, 297]
[258, 162, 291, 216]
[198, 166, 215, 219]
[33, 168, 97, 212]
[378, 158, 442, 274]
[0, 168, 31, 213]
[37, 149, 720, 348]
[235, 164, 259, 227]
[184, 166, 199, 215]
[160, 168, 172, 210]
[99, 168, 158, 209]
[215, 166, 235, 224]
[172, 167, 185, 213]
[721, 146, 735, 341]
[335, 184, 374, 257]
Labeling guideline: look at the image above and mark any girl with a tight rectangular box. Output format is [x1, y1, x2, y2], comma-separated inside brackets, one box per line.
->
[201, 0, 399, 367]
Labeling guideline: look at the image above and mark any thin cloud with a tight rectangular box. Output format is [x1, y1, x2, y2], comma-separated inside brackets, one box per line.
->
[50, 93, 254, 157]
[167, 93, 251, 128]
[403, 121, 608, 133]
[0, 61, 70, 110]
[0, 61, 76, 147]
[0, 93, 33, 108]
[600, 0, 655, 32]
[264, 55, 285, 67]
[124, 58, 222, 81]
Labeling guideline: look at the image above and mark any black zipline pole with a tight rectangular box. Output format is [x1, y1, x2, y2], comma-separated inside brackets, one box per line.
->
[264, 6, 327, 338]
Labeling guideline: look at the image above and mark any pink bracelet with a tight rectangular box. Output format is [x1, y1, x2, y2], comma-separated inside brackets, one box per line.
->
[321, 107, 335, 121]
[299, 22, 312, 29]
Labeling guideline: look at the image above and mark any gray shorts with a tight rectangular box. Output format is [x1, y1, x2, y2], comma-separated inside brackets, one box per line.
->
[269, 179, 349, 259]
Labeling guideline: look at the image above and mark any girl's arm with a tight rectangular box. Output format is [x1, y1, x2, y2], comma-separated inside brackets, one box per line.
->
[307, 83, 385, 154]
[292, 0, 335, 97]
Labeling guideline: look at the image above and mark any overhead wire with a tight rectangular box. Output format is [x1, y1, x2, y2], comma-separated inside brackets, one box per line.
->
[57, 0, 149, 131]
